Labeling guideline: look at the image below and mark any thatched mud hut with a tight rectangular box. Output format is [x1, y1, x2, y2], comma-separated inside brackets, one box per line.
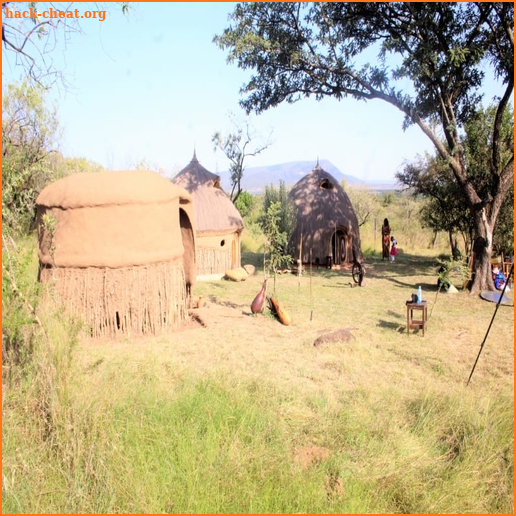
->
[288, 164, 363, 266]
[36, 170, 196, 338]
[172, 152, 244, 279]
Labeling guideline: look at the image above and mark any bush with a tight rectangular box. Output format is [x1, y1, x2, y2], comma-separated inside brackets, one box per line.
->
[2, 236, 41, 378]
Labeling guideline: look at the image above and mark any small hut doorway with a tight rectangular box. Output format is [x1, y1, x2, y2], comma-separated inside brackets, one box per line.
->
[179, 208, 195, 297]
[331, 229, 348, 265]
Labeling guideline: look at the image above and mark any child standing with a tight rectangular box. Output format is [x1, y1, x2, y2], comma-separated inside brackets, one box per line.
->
[492, 266, 510, 292]
[390, 236, 398, 262]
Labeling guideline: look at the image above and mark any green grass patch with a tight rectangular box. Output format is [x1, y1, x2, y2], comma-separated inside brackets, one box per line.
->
[3, 356, 513, 513]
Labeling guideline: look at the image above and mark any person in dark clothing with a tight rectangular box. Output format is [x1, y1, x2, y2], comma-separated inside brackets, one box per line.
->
[381, 218, 391, 260]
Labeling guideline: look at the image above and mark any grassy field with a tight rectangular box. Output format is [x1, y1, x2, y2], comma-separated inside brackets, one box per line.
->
[2, 245, 514, 513]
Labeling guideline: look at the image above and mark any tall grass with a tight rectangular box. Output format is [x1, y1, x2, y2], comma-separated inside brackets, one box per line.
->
[3, 320, 513, 513]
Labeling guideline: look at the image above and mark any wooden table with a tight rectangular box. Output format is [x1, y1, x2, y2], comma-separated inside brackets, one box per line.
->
[406, 300, 428, 336]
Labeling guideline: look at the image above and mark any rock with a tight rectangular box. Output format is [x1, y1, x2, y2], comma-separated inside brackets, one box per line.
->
[243, 264, 256, 276]
[224, 267, 249, 281]
[445, 284, 459, 294]
[314, 328, 355, 346]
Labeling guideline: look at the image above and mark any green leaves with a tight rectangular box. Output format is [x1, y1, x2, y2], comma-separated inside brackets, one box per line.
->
[215, 2, 513, 135]
[262, 201, 292, 276]
[2, 81, 59, 235]
[260, 181, 297, 277]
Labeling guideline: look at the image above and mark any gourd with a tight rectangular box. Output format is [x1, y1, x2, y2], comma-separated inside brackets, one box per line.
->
[251, 279, 267, 313]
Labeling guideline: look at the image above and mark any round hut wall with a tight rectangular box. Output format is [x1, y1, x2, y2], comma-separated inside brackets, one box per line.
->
[288, 167, 363, 266]
[195, 230, 242, 276]
[37, 171, 196, 338]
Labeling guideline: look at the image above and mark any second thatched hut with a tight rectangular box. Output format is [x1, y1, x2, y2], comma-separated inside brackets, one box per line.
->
[172, 152, 244, 279]
[288, 163, 363, 266]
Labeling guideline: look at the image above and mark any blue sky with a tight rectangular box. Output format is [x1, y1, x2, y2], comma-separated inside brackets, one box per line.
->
[2, 2, 503, 182]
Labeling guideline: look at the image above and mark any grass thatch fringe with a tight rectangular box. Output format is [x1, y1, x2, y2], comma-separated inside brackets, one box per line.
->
[196, 247, 233, 276]
[39, 261, 189, 338]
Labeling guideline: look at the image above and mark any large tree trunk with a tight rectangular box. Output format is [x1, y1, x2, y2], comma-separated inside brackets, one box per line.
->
[469, 210, 496, 294]
[450, 153, 513, 294]
[470, 236, 494, 293]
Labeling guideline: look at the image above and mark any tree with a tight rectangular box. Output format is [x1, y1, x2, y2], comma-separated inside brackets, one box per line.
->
[214, 2, 514, 293]
[399, 155, 475, 255]
[47, 154, 104, 178]
[398, 104, 514, 260]
[492, 183, 514, 256]
[2, 2, 130, 87]
[2, 81, 59, 234]
[261, 201, 293, 293]
[344, 184, 380, 228]
[262, 180, 297, 247]
[233, 190, 255, 218]
[212, 113, 273, 203]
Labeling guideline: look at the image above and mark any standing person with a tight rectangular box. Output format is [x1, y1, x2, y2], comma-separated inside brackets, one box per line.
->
[390, 236, 398, 262]
[381, 218, 391, 260]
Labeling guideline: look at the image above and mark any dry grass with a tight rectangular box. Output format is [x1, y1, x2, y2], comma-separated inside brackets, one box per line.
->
[78, 252, 514, 402]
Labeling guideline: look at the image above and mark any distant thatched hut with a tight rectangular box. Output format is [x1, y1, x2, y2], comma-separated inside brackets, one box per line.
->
[288, 164, 363, 266]
[36, 170, 196, 338]
[172, 152, 244, 279]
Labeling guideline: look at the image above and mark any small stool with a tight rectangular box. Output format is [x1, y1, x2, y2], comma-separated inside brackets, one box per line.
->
[406, 301, 428, 336]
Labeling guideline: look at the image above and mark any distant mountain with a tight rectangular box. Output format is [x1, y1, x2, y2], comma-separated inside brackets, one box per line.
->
[218, 160, 396, 194]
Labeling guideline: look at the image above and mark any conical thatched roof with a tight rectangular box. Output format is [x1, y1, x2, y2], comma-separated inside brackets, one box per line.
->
[172, 152, 244, 235]
[288, 164, 363, 264]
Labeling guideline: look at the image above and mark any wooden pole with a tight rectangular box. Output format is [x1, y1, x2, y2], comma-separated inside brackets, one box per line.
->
[263, 240, 267, 281]
[334, 221, 337, 267]
[298, 231, 303, 291]
[310, 247, 313, 321]
[374, 218, 377, 254]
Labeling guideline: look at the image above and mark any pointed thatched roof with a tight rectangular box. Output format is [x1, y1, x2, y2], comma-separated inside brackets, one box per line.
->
[288, 164, 363, 264]
[172, 152, 244, 235]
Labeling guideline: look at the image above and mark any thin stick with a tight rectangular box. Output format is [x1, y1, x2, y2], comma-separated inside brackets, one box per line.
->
[309, 248, 313, 301]
[310, 248, 313, 321]
[374, 218, 377, 255]
[467, 264, 513, 385]
[334, 221, 337, 266]
[298, 231, 303, 291]
[263, 240, 267, 281]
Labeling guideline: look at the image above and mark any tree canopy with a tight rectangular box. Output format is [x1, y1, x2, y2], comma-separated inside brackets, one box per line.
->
[398, 104, 514, 257]
[215, 2, 514, 292]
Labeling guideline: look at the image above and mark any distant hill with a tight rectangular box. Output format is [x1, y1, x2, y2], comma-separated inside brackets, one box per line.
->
[218, 160, 397, 194]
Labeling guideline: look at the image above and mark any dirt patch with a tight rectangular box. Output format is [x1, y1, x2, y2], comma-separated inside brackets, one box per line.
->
[293, 445, 331, 470]
[313, 328, 356, 346]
